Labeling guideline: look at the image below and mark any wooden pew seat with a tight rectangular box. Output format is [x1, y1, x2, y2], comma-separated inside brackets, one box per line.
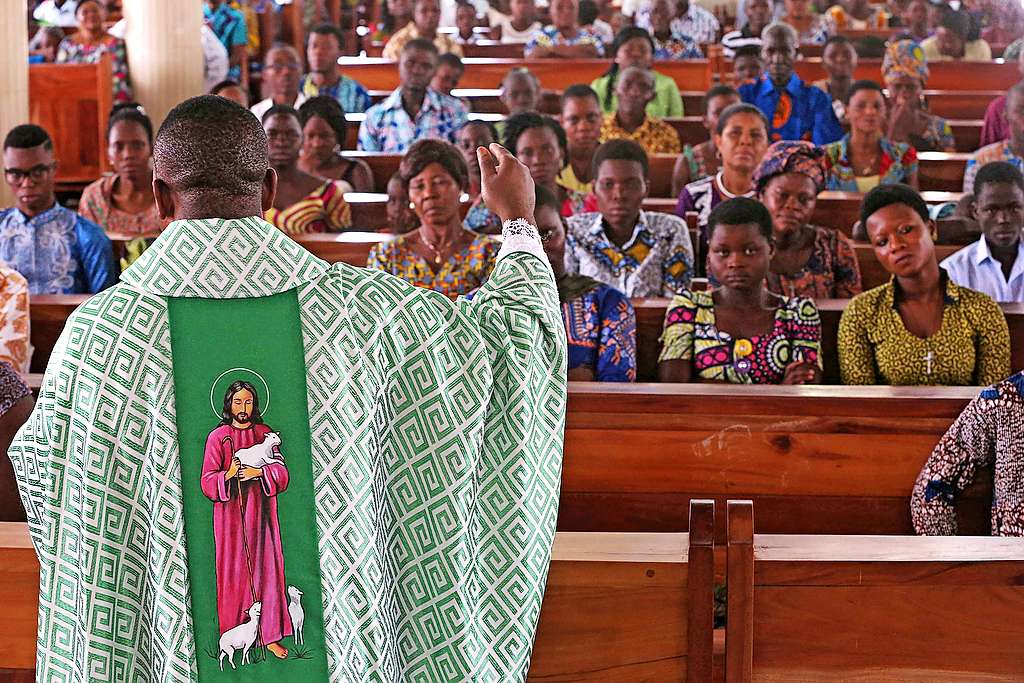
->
[562, 384, 988, 540]
[726, 501, 1024, 681]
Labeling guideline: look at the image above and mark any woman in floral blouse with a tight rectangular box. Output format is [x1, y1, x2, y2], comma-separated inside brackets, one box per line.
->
[659, 197, 823, 385]
[824, 80, 918, 193]
[755, 140, 863, 299]
[57, 0, 132, 103]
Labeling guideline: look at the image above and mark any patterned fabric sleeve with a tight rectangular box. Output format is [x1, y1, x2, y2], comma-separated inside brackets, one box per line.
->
[0, 268, 32, 374]
[838, 295, 879, 384]
[910, 391, 996, 535]
[902, 143, 919, 178]
[523, 29, 550, 57]
[963, 157, 979, 194]
[967, 293, 1011, 386]
[108, 37, 133, 103]
[352, 80, 372, 113]
[662, 219, 695, 294]
[324, 181, 353, 231]
[77, 180, 105, 229]
[74, 216, 117, 293]
[832, 230, 863, 298]
[596, 288, 637, 382]
[563, 231, 581, 275]
[357, 114, 383, 152]
[366, 240, 392, 271]
[658, 291, 697, 362]
[932, 117, 957, 153]
[789, 297, 823, 369]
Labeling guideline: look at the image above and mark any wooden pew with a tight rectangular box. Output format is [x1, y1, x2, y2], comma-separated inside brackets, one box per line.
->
[924, 90, 1004, 120]
[632, 299, 1024, 384]
[919, 152, 970, 193]
[0, 516, 716, 682]
[725, 500, 1024, 681]
[29, 56, 112, 187]
[29, 295, 88, 374]
[528, 501, 714, 681]
[561, 384, 988, 540]
[791, 59, 1021, 92]
[337, 57, 715, 91]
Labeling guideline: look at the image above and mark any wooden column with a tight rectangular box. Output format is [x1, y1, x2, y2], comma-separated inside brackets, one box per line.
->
[122, 0, 204, 129]
[0, 0, 29, 207]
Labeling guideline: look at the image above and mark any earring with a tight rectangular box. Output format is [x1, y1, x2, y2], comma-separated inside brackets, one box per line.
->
[409, 202, 415, 210]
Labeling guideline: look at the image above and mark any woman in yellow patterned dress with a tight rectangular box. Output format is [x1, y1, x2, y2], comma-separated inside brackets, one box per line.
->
[262, 105, 351, 234]
[838, 184, 1010, 386]
[366, 140, 499, 296]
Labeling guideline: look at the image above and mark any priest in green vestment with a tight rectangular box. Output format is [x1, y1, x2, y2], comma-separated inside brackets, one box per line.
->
[9, 96, 567, 682]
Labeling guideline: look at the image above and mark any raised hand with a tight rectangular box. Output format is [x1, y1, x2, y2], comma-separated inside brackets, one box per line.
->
[477, 143, 536, 225]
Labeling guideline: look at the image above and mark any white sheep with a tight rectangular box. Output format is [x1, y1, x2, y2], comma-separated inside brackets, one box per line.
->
[288, 585, 305, 645]
[219, 601, 262, 671]
[233, 432, 284, 469]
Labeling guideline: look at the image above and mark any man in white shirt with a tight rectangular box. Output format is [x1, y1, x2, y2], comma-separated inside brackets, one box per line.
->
[33, 0, 78, 26]
[630, 0, 720, 44]
[942, 161, 1024, 303]
[250, 45, 307, 120]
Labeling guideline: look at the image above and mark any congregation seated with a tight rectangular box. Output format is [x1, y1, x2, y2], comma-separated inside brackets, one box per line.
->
[372, 0, 413, 43]
[503, 111, 582, 215]
[812, 35, 857, 125]
[755, 140, 863, 298]
[524, 0, 605, 59]
[941, 162, 1024, 303]
[646, 0, 702, 59]
[566, 139, 693, 297]
[204, 0, 247, 83]
[591, 27, 684, 119]
[964, 83, 1024, 194]
[980, 48, 1024, 147]
[658, 197, 823, 385]
[500, 67, 543, 117]
[262, 106, 351, 234]
[739, 22, 843, 145]
[838, 183, 1010, 386]
[211, 78, 249, 108]
[823, 0, 890, 32]
[912, 370, 1024, 537]
[56, 0, 131, 102]
[557, 85, 603, 209]
[297, 97, 374, 193]
[431, 52, 466, 96]
[823, 80, 919, 192]
[250, 45, 306, 120]
[456, 120, 502, 233]
[671, 85, 741, 195]
[383, 0, 463, 61]
[632, 0, 719, 45]
[598, 67, 681, 155]
[385, 171, 420, 234]
[921, 7, 991, 62]
[883, 40, 956, 153]
[367, 139, 498, 294]
[777, 0, 830, 45]
[301, 23, 372, 114]
[721, 0, 769, 57]
[732, 44, 765, 85]
[676, 103, 769, 269]
[489, 0, 542, 43]
[359, 39, 468, 153]
[1, 124, 115, 294]
[78, 103, 162, 236]
[536, 184, 637, 382]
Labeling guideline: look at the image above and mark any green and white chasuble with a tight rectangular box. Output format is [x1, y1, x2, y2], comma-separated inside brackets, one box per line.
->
[10, 217, 567, 682]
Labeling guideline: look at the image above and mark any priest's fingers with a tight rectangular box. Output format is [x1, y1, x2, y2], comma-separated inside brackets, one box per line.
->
[480, 143, 535, 224]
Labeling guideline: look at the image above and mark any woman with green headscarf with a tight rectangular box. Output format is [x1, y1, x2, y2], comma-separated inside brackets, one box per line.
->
[883, 39, 957, 153]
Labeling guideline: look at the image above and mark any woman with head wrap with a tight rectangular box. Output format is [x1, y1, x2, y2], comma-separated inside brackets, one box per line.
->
[883, 40, 957, 153]
[755, 140, 863, 299]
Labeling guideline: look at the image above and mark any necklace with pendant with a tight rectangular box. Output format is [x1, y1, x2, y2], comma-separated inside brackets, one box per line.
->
[421, 230, 454, 265]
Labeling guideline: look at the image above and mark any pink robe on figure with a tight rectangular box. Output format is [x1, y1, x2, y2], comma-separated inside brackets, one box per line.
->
[201, 423, 292, 644]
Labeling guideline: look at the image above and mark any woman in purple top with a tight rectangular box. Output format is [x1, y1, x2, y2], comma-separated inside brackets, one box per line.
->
[675, 103, 769, 276]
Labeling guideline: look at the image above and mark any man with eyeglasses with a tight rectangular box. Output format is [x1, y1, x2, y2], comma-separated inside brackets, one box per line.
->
[0, 125, 115, 295]
[250, 45, 307, 120]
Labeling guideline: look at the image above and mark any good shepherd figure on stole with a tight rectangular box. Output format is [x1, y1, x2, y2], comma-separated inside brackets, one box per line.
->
[201, 380, 293, 660]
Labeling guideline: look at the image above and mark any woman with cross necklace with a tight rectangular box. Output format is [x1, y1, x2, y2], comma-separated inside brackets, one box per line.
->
[838, 184, 1010, 386]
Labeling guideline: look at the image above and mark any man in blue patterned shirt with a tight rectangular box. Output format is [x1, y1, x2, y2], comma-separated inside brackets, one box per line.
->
[301, 23, 372, 114]
[0, 125, 115, 295]
[358, 39, 469, 153]
[204, 0, 248, 83]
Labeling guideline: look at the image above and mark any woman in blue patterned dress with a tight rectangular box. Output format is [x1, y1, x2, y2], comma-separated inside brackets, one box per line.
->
[658, 197, 822, 384]
[536, 184, 636, 382]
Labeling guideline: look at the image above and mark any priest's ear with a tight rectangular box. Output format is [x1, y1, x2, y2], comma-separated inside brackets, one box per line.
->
[153, 176, 176, 221]
[261, 168, 278, 213]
